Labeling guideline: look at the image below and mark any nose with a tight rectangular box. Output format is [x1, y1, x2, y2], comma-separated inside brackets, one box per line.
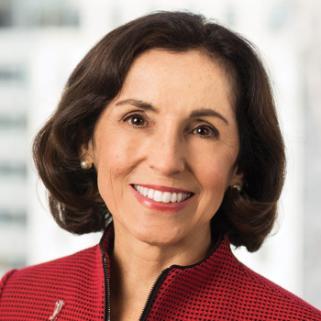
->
[147, 129, 186, 176]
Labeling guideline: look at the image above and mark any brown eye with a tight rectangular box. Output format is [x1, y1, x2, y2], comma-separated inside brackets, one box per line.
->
[192, 125, 219, 138]
[124, 113, 147, 128]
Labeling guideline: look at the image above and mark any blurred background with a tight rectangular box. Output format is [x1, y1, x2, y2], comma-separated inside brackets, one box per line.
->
[0, 0, 320, 309]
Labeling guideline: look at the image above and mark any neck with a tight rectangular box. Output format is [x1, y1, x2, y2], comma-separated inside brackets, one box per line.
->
[109, 223, 212, 312]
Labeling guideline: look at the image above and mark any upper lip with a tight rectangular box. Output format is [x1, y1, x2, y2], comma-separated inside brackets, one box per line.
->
[132, 183, 194, 194]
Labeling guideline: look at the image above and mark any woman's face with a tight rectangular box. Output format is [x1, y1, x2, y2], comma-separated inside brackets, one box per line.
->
[87, 49, 242, 246]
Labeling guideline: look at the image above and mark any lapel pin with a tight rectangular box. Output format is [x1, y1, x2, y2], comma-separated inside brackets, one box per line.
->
[49, 300, 65, 321]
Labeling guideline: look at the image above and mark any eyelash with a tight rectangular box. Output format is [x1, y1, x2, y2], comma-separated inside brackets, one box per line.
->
[122, 113, 219, 139]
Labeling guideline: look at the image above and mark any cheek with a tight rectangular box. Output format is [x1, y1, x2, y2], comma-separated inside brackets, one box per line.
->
[95, 128, 134, 175]
[192, 147, 236, 191]
[191, 146, 237, 217]
[193, 155, 235, 222]
[94, 133, 140, 207]
[197, 163, 229, 197]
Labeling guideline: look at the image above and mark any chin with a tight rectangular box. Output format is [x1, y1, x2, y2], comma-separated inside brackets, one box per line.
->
[132, 223, 186, 247]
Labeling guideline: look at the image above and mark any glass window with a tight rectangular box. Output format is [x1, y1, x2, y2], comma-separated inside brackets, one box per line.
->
[9, 0, 79, 28]
[0, 114, 27, 129]
[0, 65, 26, 84]
[0, 1, 12, 27]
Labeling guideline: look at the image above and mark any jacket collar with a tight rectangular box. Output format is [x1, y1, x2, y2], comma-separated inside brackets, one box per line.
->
[99, 221, 231, 272]
[98, 221, 234, 320]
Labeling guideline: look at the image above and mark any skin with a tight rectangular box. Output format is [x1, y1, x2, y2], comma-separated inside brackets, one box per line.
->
[84, 48, 242, 319]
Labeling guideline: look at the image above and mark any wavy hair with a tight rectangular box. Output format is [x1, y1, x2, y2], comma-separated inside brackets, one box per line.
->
[33, 11, 285, 252]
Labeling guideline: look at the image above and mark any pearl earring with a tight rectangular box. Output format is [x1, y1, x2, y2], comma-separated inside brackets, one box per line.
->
[80, 160, 93, 170]
[231, 184, 242, 192]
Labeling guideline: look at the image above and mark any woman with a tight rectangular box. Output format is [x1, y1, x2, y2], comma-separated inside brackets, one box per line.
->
[1, 10, 320, 321]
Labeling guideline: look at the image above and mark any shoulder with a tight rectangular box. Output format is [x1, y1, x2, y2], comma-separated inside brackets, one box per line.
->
[0, 245, 101, 305]
[0, 269, 16, 295]
[229, 250, 321, 320]
[1, 244, 101, 288]
[0, 244, 105, 319]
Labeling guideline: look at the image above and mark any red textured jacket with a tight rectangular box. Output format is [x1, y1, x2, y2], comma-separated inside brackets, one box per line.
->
[1, 223, 321, 321]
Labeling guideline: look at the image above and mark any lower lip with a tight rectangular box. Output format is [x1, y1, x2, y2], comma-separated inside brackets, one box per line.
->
[130, 185, 194, 212]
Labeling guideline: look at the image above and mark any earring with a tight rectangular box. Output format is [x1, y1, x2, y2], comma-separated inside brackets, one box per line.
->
[80, 159, 93, 170]
[231, 184, 242, 192]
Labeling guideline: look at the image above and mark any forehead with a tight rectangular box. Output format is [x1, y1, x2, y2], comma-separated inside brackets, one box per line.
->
[115, 49, 235, 112]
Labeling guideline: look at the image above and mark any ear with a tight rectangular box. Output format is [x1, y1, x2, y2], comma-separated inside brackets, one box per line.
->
[80, 139, 95, 164]
[229, 166, 243, 187]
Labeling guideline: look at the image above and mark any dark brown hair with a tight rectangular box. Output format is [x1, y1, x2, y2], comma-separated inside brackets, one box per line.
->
[33, 10, 285, 252]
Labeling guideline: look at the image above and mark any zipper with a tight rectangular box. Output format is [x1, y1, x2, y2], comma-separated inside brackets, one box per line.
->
[99, 223, 223, 321]
[101, 247, 171, 321]
[102, 255, 111, 321]
[139, 267, 172, 321]
[138, 239, 221, 321]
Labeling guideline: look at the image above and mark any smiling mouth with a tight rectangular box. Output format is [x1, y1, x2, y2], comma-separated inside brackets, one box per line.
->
[131, 184, 194, 204]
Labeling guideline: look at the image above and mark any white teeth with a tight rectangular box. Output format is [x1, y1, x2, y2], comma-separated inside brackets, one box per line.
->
[152, 190, 161, 202]
[171, 193, 177, 202]
[162, 192, 171, 203]
[147, 189, 154, 199]
[142, 187, 149, 197]
[134, 185, 192, 203]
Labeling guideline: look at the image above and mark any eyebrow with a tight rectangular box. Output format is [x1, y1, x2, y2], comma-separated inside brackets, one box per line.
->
[115, 98, 229, 125]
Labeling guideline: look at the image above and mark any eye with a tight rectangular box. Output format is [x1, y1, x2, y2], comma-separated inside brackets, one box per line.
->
[192, 125, 219, 138]
[123, 113, 147, 128]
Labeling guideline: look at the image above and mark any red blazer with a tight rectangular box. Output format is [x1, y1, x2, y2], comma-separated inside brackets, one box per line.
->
[1, 223, 321, 321]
